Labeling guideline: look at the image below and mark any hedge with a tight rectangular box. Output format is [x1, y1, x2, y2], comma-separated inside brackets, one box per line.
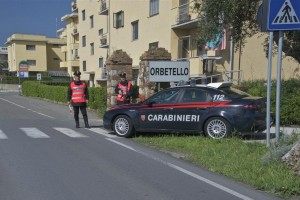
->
[238, 79, 300, 126]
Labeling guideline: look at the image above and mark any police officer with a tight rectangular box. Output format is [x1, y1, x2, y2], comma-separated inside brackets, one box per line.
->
[67, 71, 90, 128]
[115, 72, 133, 105]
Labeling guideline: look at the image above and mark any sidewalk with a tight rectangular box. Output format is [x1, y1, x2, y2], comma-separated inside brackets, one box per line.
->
[266, 126, 300, 135]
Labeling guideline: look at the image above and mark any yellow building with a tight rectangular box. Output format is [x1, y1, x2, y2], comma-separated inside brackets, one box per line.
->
[59, 1, 80, 79]
[61, 0, 299, 87]
[6, 34, 66, 76]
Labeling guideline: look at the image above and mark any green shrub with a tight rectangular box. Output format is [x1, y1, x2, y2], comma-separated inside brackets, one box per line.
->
[240, 79, 300, 125]
[22, 81, 107, 117]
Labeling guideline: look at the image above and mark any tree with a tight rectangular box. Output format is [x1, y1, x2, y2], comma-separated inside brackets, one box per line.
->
[193, 0, 260, 50]
[264, 31, 300, 64]
[194, 0, 300, 64]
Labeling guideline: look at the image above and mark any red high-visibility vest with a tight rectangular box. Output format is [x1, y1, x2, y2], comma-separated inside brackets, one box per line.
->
[116, 82, 131, 102]
[70, 82, 87, 103]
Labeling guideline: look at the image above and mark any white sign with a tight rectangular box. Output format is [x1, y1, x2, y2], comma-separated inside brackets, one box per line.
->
[37, 73, 42, 80]
[19, 72, 29, 78]
[149, 61, 190, 82]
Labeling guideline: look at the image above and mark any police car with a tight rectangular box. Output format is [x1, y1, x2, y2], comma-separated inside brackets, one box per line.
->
[103, 82, 271, 139]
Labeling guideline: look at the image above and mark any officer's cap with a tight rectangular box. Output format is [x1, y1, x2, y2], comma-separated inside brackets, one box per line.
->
[119, 72, 126, 78]
[73, 70, 81, 77]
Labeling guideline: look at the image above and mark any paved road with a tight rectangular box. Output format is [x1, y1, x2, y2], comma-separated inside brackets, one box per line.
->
[0, 92, 282, 200]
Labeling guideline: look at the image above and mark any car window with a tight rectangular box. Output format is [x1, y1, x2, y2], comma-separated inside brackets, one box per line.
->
[181, 88, 212, 103]
[148, 88, 181, 104]
[218, 87, 251, 99]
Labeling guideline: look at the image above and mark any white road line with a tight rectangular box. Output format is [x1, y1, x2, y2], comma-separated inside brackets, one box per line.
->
[106, 138, 253, 200]
[0, 97, 25, 108]
[54, 128, 88, 138]
[88, 128, 116, 138]
[0, 130, 8, 139]
[20, 128, 50, 138]
[0, 97, 55, 119]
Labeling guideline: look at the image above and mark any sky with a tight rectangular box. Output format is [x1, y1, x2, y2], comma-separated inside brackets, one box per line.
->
[0, 0, 74, 46]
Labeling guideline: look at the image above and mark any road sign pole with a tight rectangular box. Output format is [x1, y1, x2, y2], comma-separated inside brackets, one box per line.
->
[266, 32, 273, 147]
[18, 67, 21, 96]
[275, 31, 283, 142]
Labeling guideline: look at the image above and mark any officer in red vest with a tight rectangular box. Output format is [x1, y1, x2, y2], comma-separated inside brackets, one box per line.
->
[115, 72, 133, 105]
[67, 71, 90, 128]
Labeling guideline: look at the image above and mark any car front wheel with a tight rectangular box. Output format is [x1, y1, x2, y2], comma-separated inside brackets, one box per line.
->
[204, 117, 231, 139]
[113, 115, 134, 138]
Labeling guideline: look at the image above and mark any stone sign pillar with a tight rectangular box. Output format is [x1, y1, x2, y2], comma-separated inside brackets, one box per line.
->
[138, 48, 171, 101]
[106, 50, 132, 109]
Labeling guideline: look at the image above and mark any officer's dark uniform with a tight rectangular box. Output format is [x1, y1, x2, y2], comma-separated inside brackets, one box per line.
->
[67, 71, 90, 128]
[115, 72, 133, 105]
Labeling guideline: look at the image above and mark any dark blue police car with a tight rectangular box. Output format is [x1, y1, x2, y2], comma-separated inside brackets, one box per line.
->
[103, 82, 271, 139]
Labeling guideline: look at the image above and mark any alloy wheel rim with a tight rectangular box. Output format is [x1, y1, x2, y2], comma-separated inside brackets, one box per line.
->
[115, 118, 129, 135]
[207, 119, 227, 139]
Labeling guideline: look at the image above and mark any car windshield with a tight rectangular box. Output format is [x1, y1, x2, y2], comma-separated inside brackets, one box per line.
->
[218, 87, 251, 98]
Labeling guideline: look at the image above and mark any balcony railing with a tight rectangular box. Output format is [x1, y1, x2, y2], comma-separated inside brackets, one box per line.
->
[172, 1, 200, 29]
[99, 0, 108, 15]
[99, 34, 109, 48]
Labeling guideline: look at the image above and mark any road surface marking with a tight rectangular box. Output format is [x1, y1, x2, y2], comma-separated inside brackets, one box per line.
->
[0, 97, 55, 119]
[54, 127, 88, 138]
[20, 128, 50, 138]
[0, 130, 8, 139]
[88, 128, 116, 138]
[106, 138, 254, 200]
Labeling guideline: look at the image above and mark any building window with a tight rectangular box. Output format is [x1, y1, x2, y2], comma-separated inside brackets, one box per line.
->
[26, 45, 36, 51]
[90, 15, 94, 28]
[99, 57, 103, 68]
[83, 61, 86, 71]
[132, 20, 139, 41]
[149, 0, 159, 16]
[82, 35, 86, 47]
[98, 28, 103, 36]
[27, 60, 36, 66]
[82, 10, 86, 21]
[113, 11, 124, 29]
[90, 43, 94, 55]
[149, 42, 159, 49]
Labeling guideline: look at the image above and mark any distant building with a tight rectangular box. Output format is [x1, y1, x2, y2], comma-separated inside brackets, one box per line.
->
[6, 34, 67, 77]
[59, 4, 80, 80]
[0, 47, 8, 63]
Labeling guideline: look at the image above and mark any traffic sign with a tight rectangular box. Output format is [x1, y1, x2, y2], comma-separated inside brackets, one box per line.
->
[37, 73, 42, 80]
[268, 0, 300, 30]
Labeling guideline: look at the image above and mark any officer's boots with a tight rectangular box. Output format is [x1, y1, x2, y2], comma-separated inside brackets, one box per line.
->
[83, 115, 90, 129]
[75, 115, 80, 128]
[75, 121, 80, 128]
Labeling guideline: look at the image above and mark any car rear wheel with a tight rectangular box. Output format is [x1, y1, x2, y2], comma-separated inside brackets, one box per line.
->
[204, 117, 231, 139]
[113, 115, 134, 138]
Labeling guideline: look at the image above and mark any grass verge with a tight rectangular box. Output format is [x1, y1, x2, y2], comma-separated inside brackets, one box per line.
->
[133, 135, 300, 199]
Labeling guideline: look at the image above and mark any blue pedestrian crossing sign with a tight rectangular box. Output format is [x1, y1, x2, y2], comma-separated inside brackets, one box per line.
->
[268, 0, 300, 30]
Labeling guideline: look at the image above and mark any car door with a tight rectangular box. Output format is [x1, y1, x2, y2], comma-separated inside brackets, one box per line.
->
[171, 88, 213, 131]
[137, 88, 182, 131]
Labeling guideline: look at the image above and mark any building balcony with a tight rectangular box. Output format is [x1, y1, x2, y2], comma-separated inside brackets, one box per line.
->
[61, 46, 67, 53]
[99, 35, 109, 48]
[70, 43, 79, 50]
[72, 2, 78, 12]
[60, 61, 67, 68]
[98, 0, 108, 15]
[70, 60, 79, 67]
[171, 2, 200, 29]
[71, 27, 79, 35]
